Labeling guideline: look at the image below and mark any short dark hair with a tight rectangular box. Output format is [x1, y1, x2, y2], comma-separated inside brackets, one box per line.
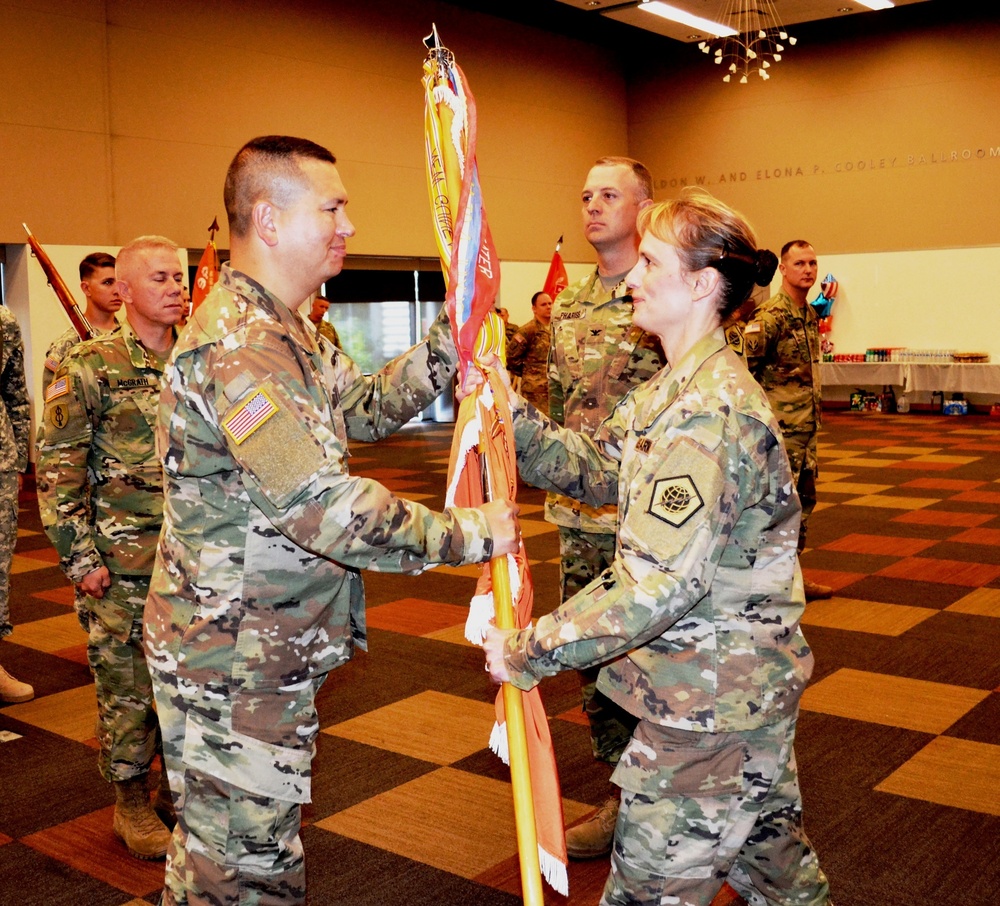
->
[780, 239, 813, 259]
[79, 252, 116, 281]
[593, 156, 653, 202]
[224, 135, 337, 238]
[530, 291, 547, 307]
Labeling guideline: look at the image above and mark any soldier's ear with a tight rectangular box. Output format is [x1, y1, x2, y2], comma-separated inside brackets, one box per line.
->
[252, 201, 279, 248]
[116, 281, 132, 305]
[691, 267, 720, 303]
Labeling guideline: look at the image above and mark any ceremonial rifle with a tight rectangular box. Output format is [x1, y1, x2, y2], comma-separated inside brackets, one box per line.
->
[22, 223, 95, 341]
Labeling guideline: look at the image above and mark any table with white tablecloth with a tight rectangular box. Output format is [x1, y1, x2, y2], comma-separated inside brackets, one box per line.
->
[819, 362, 1000, 398]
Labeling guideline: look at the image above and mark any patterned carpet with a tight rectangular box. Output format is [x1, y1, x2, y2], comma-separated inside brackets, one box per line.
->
[1, 411, 998, 906]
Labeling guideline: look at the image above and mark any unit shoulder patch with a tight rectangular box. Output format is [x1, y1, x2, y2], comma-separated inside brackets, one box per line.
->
[648, 475, 704, 528]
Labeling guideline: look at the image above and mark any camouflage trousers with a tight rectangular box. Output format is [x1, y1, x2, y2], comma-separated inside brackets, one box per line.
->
[151, 666, 325, 906]
[0, 470, 18, 638]
[559, 526, 639, 766]
[603, 715, 829, 906]
[782, 431, 818, 552]
[84, 574, 160, 782]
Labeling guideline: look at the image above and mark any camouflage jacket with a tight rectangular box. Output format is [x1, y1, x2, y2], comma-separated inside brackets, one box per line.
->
[546, 268, 664, 532]
[505, 328, 813, 733]
[145, 265, 494, 691]
[37, 320, 167, 581]
[505, 317, 550, 412]
[316, 318, 340, 348]
[42, 324, 115, 397]
[744, 289, 822, 435]
[0, 306, 30, 473]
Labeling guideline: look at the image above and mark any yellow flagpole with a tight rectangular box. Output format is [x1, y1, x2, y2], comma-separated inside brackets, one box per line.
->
[477, 318, 544, 903]
[484, 480, 544, 906]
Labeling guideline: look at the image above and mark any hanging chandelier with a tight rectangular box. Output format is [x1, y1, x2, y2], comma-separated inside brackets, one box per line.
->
[696, 1, 797, 83]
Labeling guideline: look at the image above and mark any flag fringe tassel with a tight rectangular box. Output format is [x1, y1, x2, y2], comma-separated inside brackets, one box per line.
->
[465, 592, 495, 644]
[539, 844, 569, 896]
[489, 719, 509, 764]
[491, 721, 569, 896]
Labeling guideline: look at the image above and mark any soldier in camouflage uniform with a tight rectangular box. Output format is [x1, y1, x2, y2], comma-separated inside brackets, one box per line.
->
[41, 251, 122, 397]
[506, 291, 553, 414]
[306, 291, 341, 347]
[0, 305, 33, 703]
[547, 156, 664, 858]
[145, 135, 519, 906]
[485, 192, 831, 906]
[37, 236, 187, 859]
[744, 240, 831, 600]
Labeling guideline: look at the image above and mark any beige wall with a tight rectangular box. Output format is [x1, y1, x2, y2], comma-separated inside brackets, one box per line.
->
[627, 12, 1000, 256]
[0, 0, 627, 264]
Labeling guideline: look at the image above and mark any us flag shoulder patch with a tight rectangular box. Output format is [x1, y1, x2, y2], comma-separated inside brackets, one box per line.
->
[45, 355, 61, 373]
[223, 389, 278, 445]
[45, 377, 70, 402]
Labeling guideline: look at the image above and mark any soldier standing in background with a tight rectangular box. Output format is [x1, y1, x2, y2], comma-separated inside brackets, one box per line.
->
[744, 239, 831, 600]
[42, 252, 122, 396]
[546, 156, 664, 859]
[306, 290, 341, 347]
[37, 236, 186, 859]
[145, 135, 519, 906]
[506, 290, 553, 415]
[0, 305, 32, 703]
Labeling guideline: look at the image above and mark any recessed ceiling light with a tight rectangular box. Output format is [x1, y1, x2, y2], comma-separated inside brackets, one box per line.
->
[838, 6, 853, 11]
[585, 1, 601, 7]
[638, 1, 736, 38]
[688, 34, 702, 40]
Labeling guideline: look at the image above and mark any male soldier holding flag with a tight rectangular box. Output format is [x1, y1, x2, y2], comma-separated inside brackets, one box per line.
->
[145, 135, 519, 906]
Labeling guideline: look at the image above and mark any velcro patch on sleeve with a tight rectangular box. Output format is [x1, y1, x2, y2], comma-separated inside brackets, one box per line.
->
[743, 321, 761, 334]
[45, 355, 61, 374]
[45, 376, 70, 402]
[223, 388, 278, 445]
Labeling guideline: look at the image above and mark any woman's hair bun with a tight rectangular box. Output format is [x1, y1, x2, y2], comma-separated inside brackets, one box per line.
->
[754, 249, 778, 286]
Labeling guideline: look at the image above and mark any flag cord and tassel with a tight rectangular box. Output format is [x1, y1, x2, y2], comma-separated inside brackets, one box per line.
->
[481, 449, 545, 906]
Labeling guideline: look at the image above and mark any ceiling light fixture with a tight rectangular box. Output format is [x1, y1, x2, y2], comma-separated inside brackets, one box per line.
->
[854, 0, 894, 9]
[695, 1, 797, 84]
[638, 1, 737, 38]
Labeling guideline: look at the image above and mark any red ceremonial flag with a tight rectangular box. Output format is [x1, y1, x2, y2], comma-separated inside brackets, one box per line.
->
[542, 236, 568, 300]
[424, 26, 568, 899]
[191, 217, 220, 312]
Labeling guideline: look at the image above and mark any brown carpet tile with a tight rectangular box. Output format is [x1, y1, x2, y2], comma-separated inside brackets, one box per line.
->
[1, 411, 999, 905]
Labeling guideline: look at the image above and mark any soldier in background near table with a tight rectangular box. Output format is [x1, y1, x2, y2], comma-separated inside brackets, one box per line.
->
[42, 252, 122, 396]
[744, 239, 831, 600]
[37, 236, 186, 859]
[0, 305, 32, 704]
[546, 156, 665, 859]
[506, 290, 553, 414]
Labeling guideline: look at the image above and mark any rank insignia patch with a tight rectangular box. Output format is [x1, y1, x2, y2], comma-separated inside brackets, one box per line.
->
[648, 475, 704, 527]
[223, 389, 278, 445]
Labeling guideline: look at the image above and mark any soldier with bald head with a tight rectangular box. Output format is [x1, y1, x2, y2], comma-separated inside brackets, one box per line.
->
[37, 235, 186, 860]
